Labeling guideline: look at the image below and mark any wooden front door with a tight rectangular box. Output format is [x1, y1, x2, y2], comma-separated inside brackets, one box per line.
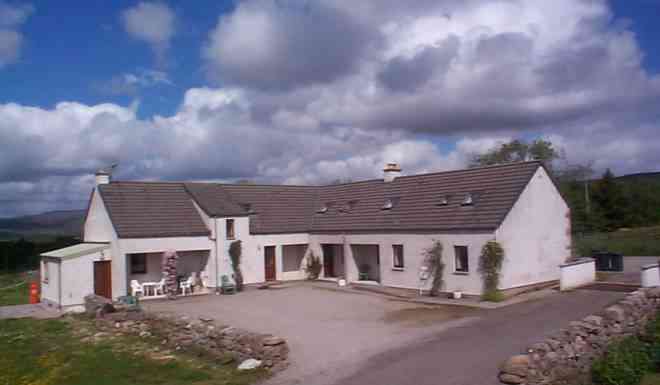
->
[93, 261, 112, 299]
[264, 246, 276, 281]
[322, 244, 335, 277]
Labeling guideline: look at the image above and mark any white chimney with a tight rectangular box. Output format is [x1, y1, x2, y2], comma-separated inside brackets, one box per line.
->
[383, 162, 401, 182]
[95, 170, 111, 185]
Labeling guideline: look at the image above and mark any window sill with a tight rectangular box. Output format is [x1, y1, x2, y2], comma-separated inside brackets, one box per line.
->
[226, 237, 235, 240]
[453, 271, 469, 276]
[392, 267, 404, 272]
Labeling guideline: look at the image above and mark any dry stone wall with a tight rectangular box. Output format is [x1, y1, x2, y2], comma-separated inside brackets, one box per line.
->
[499, 287, 660, 384]
[85, 295, 289, 371]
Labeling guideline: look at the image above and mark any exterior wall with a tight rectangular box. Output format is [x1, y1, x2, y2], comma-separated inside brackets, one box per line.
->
[641, 264, 660, 288]
[115, 236, 213, 297]
[41, 250, 107, 308]
[309, 233, 493, 295]
[40, 260, 60, 306]
[215, 216, 311, 284]
[559, 258, 595, 290]
[83, 189, 115, 242]
[60, 251, 106, 306]
[496, 167, 571, 290]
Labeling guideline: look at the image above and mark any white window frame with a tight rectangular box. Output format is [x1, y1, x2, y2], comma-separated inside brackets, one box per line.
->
[392, 244, 404, 270]
[42, 261, 49, 283]
[454, 245, 469, 274]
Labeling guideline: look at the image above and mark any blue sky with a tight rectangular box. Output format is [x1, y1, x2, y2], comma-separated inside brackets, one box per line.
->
[1, 0, 660, 216]
[3, 1, 655, 118]
[1, 1, 237, 117]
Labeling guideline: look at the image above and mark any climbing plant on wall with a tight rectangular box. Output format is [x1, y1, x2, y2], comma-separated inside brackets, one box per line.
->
[478, 240, 505, 300]
[305, 251, 322, 280]
[229, 240, 244, 291]
[423, 240, 445, 296]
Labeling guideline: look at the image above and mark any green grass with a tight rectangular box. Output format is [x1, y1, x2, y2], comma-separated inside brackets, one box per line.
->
[0, 317, 267, 385]
[641, 373, 660, 385]
[0, 272, 31, 306]
[574, 226, 660, 256]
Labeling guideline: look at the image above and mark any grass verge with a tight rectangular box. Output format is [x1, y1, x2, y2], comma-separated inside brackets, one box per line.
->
[0, 317, 267, 385]
[0, 272, 31, 306]
[574, 226, 660, 256]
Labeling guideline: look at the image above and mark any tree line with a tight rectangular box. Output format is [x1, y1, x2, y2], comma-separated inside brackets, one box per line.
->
[471, 139, 660, 233]
[0, 236, 78, 273]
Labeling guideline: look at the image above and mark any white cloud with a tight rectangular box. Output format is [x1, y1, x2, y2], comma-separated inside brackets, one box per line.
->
[95, 69, 173, 95]
[3, 0, 660, 216]
[0, 1, 33, 68]
[121, 2, 175, 63]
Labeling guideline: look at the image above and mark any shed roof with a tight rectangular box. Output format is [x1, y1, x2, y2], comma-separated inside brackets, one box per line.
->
[41, 243, 109, 260]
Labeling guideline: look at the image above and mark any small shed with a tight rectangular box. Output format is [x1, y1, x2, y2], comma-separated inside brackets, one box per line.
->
[40, 243, 111, 312]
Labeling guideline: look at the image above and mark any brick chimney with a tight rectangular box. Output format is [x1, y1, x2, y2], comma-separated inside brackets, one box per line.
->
[383, 162, 401, 182]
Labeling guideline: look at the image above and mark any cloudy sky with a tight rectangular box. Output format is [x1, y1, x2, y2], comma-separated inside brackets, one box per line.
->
[1, 0, 660, 217]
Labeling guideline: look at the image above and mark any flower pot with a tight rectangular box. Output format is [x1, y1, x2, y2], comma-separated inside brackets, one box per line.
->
[338, 279, 347, 287]
[452, 291, 463, 299]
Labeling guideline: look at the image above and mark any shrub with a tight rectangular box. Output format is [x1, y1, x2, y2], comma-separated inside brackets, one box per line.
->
[305, 251, 322, 280]
[423, 241, 445, 297]
[481, 290, 505, 302]
[592, 336, 653, 385]
[228, 240, 244, 291]
[478, 241, 504, 300]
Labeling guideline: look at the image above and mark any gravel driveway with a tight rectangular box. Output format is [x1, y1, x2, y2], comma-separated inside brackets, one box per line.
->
[144, 282, 482, 385]
[144, 283, 625, 385]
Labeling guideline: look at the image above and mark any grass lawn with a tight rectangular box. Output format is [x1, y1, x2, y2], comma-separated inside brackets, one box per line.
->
[642, 373, 660, 385]
[0, 271, 31, 306]
[574, 226, 660, 256]
[0, 317, 267, 385]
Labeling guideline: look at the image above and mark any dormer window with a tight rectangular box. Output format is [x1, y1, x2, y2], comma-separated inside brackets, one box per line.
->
[461, 193, 474, 206]
[317, 202, 332, 214]
[382, 197, 400, 210]
[437, 195, 449, 206]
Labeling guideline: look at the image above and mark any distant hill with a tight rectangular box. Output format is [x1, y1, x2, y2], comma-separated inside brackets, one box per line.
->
[616, 171, 660, 183]
[0, 210, 85, 239]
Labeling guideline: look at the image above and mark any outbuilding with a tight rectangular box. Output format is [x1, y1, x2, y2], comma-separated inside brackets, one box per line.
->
[40, 242, 111, 312]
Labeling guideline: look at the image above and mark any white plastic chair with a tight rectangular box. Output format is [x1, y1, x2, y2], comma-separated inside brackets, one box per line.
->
[180, 276, 194, 296]
[130, 280, 144, 297]
[154, 278, 165, 296]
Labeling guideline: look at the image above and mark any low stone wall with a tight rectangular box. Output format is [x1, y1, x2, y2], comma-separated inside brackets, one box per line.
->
[498, 287, 660, 384]
[559, 258, 595, 291]
[84, 295, 289, 371]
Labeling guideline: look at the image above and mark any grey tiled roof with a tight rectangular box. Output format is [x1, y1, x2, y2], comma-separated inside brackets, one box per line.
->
[98, 161, 544, 237]
[98, 182, 210, 238]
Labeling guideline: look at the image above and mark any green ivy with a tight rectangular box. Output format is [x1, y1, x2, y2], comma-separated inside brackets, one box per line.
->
[478, 241, 504, 300]
[423, 241, 445, 297]
[305, 251, 322, 280]
[229, 240, 244, 291]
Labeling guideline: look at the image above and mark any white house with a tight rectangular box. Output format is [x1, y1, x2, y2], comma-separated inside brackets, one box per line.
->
[40, 161, 571, 310]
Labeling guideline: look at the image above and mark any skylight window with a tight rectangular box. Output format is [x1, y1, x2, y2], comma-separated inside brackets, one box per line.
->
[437, 195, 450, 206]
[317, 206, 328, 214]
[382, 197, 400, 210]
[461, 193, 474, 206]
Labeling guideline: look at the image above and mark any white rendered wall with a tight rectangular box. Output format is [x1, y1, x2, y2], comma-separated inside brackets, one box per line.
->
[60, 250, 107, 306]
[309, 233, 493, 295]
[560, 258, 596, 290]
[641, 264, 660, 288]
[496, 167, 571, 290]
[214, 216, 311, 284]
[40, 260, 59, 305]
[83, 189, 114, 242]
